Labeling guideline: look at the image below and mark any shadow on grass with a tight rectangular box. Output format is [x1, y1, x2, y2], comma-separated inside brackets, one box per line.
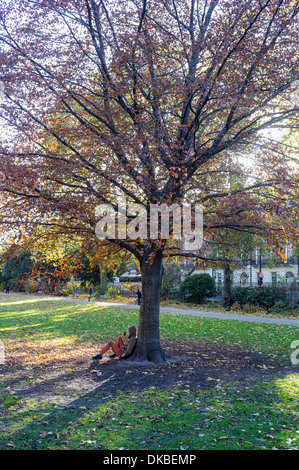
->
[1, 355, 298, 450]
[1, 297, 298, 449]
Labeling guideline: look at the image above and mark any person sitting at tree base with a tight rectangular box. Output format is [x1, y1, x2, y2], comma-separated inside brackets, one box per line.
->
[92, 325, 137, 361]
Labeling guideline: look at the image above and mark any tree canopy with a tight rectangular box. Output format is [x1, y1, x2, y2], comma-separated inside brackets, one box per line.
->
[0, 0, 298, 362]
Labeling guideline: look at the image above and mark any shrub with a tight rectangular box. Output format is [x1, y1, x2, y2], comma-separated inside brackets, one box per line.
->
[231, 286, 286, 309]
[180, 273, 216, 303]
[268, 300, 290, 313]
[168, 289, 181, 300]
[0, 281, 6, 292]
[56, 281, 81, 297]
[106, 284, 122, 297]
[24, 280, 40, 293]
[243, 303, 258, 313]
[231, 302, 242, 311]
[2, 250, 33, 285]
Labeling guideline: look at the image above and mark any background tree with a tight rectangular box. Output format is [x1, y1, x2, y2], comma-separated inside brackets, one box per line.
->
[0, 0, 298, 363]
[160, 260, 182, 298]
[1, 247, 33, 288]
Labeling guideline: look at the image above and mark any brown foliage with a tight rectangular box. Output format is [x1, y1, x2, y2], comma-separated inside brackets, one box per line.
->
[0, 0, 298, 359]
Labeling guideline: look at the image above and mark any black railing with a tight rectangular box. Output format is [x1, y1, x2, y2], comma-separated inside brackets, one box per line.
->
[238, 257, 296, 267]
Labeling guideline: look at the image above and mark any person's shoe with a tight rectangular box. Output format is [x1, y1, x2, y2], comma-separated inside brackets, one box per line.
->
[110, 354, 116, 358]
[92, 353, 102, 360]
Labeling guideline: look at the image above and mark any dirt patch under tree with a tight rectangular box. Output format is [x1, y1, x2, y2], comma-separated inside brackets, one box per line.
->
[0, 340, 295, 407]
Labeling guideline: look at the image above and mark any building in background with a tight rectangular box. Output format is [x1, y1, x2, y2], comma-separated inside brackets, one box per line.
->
[182, 245, 299, 288]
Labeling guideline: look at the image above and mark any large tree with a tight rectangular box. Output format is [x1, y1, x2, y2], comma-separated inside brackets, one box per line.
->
[0, 0, 298, 363]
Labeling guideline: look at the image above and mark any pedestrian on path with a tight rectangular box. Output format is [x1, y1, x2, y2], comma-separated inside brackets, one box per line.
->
[88, 286, 93, 301]
[136, 288, 141, 305]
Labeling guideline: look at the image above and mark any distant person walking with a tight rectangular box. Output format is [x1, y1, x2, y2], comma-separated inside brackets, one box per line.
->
[136, 288, 141, 305]
[88, 286, 93, 301]
[4, 284, 9, 294]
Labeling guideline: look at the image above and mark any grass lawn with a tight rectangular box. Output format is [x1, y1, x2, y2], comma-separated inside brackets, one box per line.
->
[0, 295, 298, 451]
[69, 293, 299, 319]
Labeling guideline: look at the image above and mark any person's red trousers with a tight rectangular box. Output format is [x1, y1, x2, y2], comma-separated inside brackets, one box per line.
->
[100, 336, 125, 356]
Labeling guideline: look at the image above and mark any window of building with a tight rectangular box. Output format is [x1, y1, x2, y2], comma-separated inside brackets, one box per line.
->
[286, 272, 295, 284]
[240, 272, 248, 286]
[272, 272, 277, 285]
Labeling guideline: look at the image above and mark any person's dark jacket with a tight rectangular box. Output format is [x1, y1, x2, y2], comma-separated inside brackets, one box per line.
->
[120, 325, 137, 358]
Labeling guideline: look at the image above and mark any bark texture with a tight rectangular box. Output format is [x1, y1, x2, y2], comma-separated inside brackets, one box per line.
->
[131, 250, 167, 364]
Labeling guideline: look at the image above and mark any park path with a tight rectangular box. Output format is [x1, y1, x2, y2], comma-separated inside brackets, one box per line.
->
[1, 293, 299, 327]
[95, 301, 299, 327]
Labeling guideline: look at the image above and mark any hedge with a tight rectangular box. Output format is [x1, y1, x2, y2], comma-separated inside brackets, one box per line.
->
[231, 286, 287, 309]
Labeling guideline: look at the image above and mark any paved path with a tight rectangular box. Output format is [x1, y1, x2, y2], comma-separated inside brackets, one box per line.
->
[1, 293, 298, 327]
[97, 302, 299, 327]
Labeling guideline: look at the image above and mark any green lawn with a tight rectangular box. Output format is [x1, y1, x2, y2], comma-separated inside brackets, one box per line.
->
[0, 296, 298, 450]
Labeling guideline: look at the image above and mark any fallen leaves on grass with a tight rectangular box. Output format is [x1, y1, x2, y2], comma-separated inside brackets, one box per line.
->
[5, 338, 95, 367]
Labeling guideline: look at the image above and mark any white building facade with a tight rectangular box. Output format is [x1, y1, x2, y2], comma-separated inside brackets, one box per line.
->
[185, 247, 299, 289]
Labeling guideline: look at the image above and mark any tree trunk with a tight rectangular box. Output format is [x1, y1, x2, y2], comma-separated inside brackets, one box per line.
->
[131, 249, 167, 364]
[223, 263, 232, 309]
